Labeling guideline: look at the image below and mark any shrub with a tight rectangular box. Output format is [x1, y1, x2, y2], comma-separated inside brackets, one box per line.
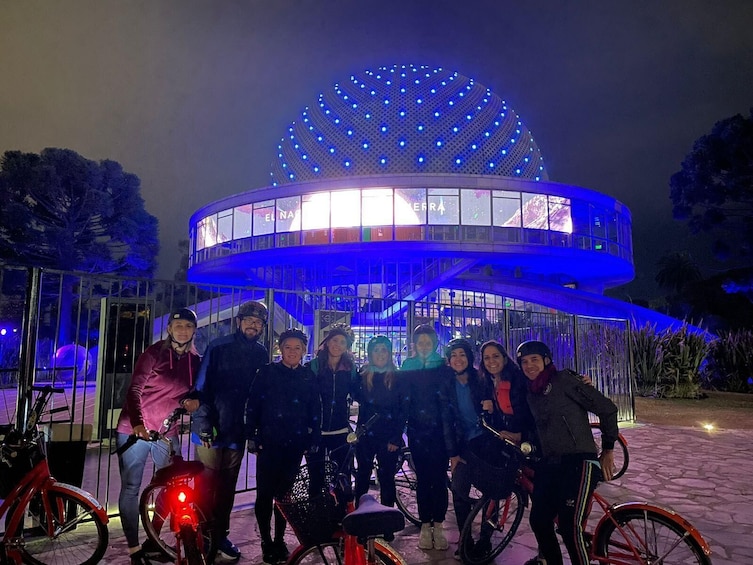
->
[702, 330, 753, 393]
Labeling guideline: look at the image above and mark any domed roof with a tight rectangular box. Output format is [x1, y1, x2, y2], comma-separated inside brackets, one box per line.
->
[270, 64, 548, 186]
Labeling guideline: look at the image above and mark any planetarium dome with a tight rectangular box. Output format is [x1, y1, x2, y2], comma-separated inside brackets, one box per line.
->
[270, 64, 548, 185]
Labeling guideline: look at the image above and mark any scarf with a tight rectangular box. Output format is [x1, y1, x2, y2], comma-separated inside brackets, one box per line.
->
[528, 362, 558, 395]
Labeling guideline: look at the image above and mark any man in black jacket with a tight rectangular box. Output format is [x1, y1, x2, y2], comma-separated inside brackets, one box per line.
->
[517, 340, 618, 565]
[191, 300, 269, 562]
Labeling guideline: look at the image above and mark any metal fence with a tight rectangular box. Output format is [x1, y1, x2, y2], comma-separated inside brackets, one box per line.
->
[0, 266, 633, 513]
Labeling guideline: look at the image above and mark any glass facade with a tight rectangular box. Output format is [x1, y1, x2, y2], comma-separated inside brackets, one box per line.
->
[190, 184, 632, 268]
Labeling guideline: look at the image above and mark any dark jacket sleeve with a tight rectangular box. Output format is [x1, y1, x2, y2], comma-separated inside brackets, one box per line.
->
[306, 371, 322, 445]
[565, 371, 619, 450]
[245, 364, 267, 440]
[438, 371, 457, 457]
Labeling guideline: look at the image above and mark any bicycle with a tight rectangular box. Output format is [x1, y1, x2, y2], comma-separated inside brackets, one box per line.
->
[0, 385, 109, 565]
[458, 418, 712, 565]
[122, 407, 212, 565]
[278, 415, 408, 565]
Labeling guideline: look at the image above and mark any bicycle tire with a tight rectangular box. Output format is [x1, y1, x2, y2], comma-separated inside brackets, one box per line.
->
[288, 539, 407, 565]
[594, 508, 712, 565]
[591, 424, 629, 480]
[459, 487, 526, 565]
[139, 483, 214, 562]
[394, 450, 420, 527]
[6, 487, 108, 565]
[180, 524, 207, 565]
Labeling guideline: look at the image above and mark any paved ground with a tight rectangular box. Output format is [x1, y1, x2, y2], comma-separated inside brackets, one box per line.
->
[98, 422, 753, 564]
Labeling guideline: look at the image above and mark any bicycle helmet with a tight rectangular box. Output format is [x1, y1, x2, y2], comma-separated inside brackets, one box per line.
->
[169, 308, 197, 326]
[279, 328, 308, 347]
[445, 338, 475, 367]
[367, 335, 392, 357]
[321, 323, 355, 349]
[515, 340, 552, 362]
[412, 324, 438, 347]
[236, 300, 268, 324]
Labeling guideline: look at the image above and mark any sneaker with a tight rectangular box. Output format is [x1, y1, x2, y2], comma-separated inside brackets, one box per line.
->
[217, 537, 241, 562]
[433, 522, 449, 550]
[418, 523, 433, 549]
[454, 547, 462, 561]
[129, 549, 151, 565]
[274, 540, 289, 564]
[261, 541, 276, 565]
[523, 557, 547, 565]
[140, 539, 171, 563]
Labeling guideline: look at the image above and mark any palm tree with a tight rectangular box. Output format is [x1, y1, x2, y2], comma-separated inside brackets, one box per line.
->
[655, 252, 702, 296]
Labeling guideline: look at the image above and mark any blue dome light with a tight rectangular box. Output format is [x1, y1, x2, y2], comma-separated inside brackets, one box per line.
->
[380, 157, 387, 164]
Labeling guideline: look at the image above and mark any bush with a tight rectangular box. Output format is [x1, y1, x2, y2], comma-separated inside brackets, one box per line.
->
[702, 331, 753, 393]
[631, 324, 708, 398]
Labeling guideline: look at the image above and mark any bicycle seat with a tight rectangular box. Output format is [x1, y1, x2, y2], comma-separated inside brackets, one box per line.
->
[152, 456, 204, 485]
[342, 494, 405, 540]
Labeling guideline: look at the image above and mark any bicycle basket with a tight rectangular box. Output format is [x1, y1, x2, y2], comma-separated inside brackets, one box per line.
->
[466, 441, 521, 500]
[275, 461, 344, 546]
[0, 429, 45, 499]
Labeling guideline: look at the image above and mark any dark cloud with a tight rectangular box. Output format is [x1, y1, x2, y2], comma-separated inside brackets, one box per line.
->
[2, 0, 752, 296]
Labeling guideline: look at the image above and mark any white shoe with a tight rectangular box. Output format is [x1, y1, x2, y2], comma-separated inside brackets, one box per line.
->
[433, 522, 449, 550]
[418, 523, 433, 549]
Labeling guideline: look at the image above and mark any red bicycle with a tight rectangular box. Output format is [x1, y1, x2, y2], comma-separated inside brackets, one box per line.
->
[458, 418, 712, 565]
[0, 385, 109, 565]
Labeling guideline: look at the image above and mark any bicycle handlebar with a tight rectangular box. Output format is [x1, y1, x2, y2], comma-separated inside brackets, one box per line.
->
[479, 416, 535, 457]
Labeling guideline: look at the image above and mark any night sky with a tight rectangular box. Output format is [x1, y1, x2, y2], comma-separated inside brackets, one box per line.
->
[2, 1, 752, 298]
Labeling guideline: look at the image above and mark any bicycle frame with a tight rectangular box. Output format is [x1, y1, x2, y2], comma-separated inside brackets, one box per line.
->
[1, 456, 109, 564]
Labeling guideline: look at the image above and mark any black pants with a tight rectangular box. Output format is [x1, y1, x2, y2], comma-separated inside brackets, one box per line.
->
[255, 444, 306, 544]
[408, 433, 448, 523]
[194, 445, 243, 542]
[450, 436, 488, 532]
[306, 432, 350, 495]
[354, 435, 400, 507]
[529, 457, 602, 565]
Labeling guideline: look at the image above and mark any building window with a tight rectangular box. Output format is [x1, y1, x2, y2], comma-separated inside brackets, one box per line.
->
[362, 188, 393, 226]
[428, 188, 459, 225]
[493, 191, 522, 228]
[461, 189, 491, 226]
[395, 188, 426, 225]
[331, 190, 361, 228]
[302, 192, 331, 230]
[253, 200, 275, 236]
[233, 204, 252, 239]
[276, 196, 301, 232]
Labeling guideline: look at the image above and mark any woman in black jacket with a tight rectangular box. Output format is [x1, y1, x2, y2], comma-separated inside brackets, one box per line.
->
[353, 336, 405, 508]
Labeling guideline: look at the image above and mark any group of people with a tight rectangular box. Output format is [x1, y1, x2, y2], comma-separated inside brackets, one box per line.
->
[115, 300, 619, 565]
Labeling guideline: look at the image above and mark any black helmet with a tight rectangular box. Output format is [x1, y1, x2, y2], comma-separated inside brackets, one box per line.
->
[445, 338, 475, 367]
[412, 324, 438, 346]
[279, 328, 308, 347]
[169, 308, 197, 326]
[516, 340, 552, 362]
[320, 323, 355, 349]
[237, 300, 268, 323]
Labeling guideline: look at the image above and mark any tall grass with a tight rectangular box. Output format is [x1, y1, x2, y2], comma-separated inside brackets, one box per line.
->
[702, 331, 753, 393]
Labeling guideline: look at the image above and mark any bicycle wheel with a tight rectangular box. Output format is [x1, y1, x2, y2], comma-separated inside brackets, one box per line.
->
[594, 508, 712, 565]
[140, 483, 214, 562]
[288, 539, 407, 565]
[179, 524, 207, 565]
[459, 487, 526, 565]
[394, 449, 420, 527]
[7, 488, 108, 565]
[591, 424, 629, 480]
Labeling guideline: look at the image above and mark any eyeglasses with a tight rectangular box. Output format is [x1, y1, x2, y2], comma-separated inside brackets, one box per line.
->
[241, 317, 264, 328]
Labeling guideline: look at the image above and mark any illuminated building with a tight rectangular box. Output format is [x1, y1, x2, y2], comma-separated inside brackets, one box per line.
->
[188, 65, 681, 333]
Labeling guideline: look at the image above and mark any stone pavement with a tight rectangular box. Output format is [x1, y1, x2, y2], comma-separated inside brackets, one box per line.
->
[101, 423, 753, 564]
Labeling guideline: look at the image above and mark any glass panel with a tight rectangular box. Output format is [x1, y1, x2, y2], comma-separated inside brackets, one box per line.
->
[276, 196, 301, 232]
[217, 210, 233, 243]
[522, 193, 548, 229]
[592, 207, 606, 239]
[253, 203, 275, 236]
[548, 196, 572, 233]
[493, 194, 521, 227]
[233, 204, 252, 239]
[428, 190, 459, 225]
[362, 188, 393, 226]
[302, 192, 331, 230]
[331, 190, 361, 228]
[461, 189, 491, 225]
[197, 215, 217, 250]
[395, 188, 426, 225]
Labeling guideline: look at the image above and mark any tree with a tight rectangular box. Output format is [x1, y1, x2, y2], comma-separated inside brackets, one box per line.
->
[655, 252, 702, 296]
[0, 148, 158, 277]
[670, 109, 753, 261]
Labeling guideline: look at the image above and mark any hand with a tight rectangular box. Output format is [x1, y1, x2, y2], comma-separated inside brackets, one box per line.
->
[480, 400, 493, 413]
[182, 399, 200, 413]
[133, 424, 150, 440]
[199, 431, 214, 449]
[600, 449, 615, 481]
[496, 430, 521, 444]
[579, 374, 594, 386]
[386, 442, 400, 452]
[247, 438, 261, 454]
[449, 455, 465, 474]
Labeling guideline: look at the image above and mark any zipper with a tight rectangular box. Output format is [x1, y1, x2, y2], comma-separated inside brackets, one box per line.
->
[562, 415, 577, 446]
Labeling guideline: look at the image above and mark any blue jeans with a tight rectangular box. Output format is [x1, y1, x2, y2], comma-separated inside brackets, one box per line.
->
[116, 432, 171, 549]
